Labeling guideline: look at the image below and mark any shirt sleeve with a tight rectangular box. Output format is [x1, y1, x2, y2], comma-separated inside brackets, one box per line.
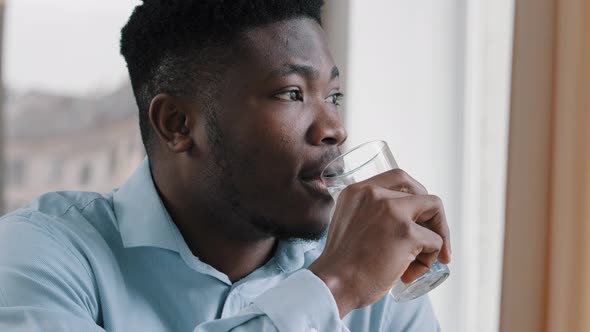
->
[383, 295, 441, 332]
[0, 216, 104, 332]
[195, 269, 347, 332]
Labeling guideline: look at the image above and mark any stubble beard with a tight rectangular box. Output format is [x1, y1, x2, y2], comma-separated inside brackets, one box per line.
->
[203, 109, 326, 242]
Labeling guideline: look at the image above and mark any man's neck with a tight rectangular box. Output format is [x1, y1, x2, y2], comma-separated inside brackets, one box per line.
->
[174, 217, 278, 282]
[153, 172, 277, 282]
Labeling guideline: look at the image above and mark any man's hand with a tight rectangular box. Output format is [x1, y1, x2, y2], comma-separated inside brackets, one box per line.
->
[309, 169, 452, 318]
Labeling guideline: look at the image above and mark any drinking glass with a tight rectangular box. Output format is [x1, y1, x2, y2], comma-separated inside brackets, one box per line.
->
[320, 140, 450, 302]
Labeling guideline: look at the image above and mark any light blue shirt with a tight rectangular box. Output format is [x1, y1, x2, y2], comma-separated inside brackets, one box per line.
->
[0, 159, 440, 331]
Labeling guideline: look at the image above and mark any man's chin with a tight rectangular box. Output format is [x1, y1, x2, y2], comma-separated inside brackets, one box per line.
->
[250, 216, 329, 241]
[274, 223, 328, 241]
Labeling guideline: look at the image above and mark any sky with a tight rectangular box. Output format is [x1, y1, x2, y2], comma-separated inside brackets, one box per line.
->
[4, 0, 141, 96]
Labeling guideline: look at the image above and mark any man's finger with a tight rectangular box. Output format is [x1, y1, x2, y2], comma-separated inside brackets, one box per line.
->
[396, 195, 452, 264]
[360, 168, 428, 195]
[400, 225, 442, 283]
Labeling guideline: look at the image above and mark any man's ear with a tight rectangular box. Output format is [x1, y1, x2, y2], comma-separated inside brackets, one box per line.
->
[148, 93, 196, 153]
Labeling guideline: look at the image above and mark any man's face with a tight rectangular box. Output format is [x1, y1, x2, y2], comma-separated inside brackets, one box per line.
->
[197, 18, 347, 240]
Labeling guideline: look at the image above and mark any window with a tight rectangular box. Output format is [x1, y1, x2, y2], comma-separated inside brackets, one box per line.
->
[109, 147, 118, 176]
[128, 140, 135, 155]
[2, 0, 142, 211]
[7, 159, 25, 186]
[79, 163, 93, 186]
[48, 159, 64, 184]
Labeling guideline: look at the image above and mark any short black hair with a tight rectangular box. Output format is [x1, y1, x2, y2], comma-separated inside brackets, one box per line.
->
[120, 0, 325, 157]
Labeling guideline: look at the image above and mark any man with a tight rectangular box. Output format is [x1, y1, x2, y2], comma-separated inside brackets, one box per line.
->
[0, 1, 451, 331]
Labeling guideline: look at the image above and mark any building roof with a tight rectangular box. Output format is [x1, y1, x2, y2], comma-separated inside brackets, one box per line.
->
[5, 83, 137, 140]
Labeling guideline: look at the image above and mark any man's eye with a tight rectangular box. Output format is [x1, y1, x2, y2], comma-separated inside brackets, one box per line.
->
[326, 92, 344, 106]
[275, 90, 303, 102]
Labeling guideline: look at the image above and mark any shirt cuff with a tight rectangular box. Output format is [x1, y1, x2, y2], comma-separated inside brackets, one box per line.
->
[252, 269, 343, 332]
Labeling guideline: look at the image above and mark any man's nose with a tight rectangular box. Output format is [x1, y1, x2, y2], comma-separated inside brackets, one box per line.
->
[305, 104, 348, 146]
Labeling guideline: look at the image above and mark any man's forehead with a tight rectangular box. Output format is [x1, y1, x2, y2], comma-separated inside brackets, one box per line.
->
[239, 18, 335, 76]
[243, 17, 323, 42]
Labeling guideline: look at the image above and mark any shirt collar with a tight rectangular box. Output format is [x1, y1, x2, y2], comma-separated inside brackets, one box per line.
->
[273, 238, 325, 273]
[113, 158, 180, 252]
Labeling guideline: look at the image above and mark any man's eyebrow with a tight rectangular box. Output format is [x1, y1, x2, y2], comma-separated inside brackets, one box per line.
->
[268, 64, 318, 80]
[330, 66, 340, 80]
[267, 64, 340, 81]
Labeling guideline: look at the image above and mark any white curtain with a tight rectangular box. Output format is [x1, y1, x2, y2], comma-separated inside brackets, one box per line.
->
[323, 0, 514, 330]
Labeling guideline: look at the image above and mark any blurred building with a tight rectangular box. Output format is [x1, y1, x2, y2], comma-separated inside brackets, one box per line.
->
[4, 84, 144, 212]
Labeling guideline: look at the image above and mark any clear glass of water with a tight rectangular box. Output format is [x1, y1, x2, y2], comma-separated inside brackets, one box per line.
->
[320, 140, 450, 302]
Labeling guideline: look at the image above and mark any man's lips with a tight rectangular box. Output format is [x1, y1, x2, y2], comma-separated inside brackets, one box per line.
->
[299, 176, 330, 196]
[299, 163, 343, 181]
[298, 150, 344, 196]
